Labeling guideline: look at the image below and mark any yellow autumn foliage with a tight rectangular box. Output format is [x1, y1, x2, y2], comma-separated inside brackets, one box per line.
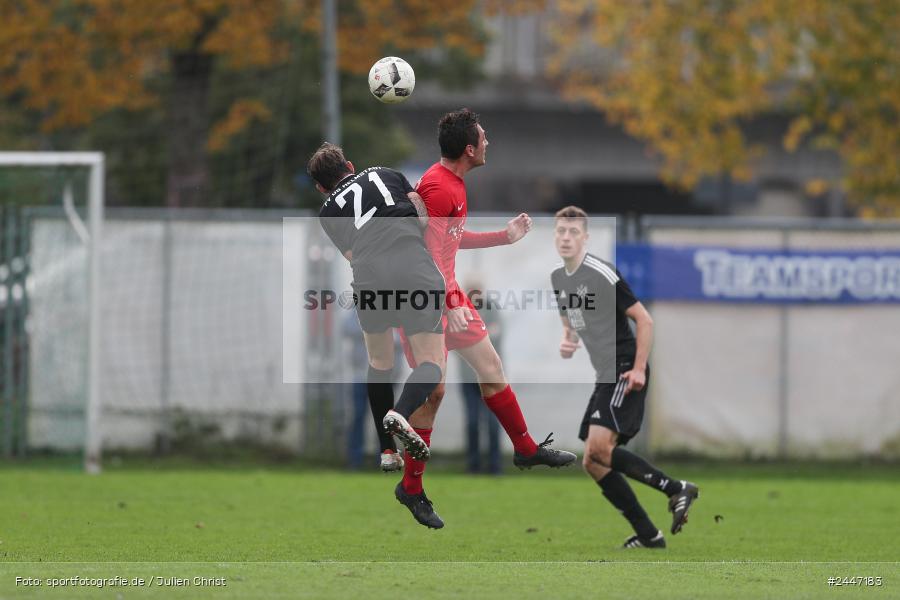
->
[1, 0, 485, 146]
[506, 0, 900, 215]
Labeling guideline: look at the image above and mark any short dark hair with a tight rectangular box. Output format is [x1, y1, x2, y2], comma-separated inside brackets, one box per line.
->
[554, 205, 588, 231]
[438, 109, 480, 159]
[307, 142, 350, 191]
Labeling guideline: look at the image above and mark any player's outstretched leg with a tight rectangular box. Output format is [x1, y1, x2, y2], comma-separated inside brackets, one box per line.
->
[457, 338, 576, 469]
[383, 361, 442, 461]
[610, 446, 699, 534]
[512, 431, 577, 469]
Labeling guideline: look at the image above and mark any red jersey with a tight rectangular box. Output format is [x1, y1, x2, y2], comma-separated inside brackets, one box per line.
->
[416, 162, 509, 308]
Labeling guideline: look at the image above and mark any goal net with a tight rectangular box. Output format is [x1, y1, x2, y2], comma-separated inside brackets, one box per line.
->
[0, 153, 104, 471]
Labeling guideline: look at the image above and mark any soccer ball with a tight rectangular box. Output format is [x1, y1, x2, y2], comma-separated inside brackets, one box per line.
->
[368, 57, 415, 104]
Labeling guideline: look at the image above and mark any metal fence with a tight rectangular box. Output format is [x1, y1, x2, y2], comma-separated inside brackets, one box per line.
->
[3, 208, 899, 461]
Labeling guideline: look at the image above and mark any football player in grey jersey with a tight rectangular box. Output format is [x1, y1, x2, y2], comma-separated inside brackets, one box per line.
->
[551, 206, 699, 549]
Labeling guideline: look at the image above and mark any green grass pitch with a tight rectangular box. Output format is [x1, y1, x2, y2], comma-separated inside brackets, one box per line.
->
[0, 461, 897, 599]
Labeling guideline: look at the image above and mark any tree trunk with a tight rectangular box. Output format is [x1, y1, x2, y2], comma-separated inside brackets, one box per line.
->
[165, 50, 214, 207]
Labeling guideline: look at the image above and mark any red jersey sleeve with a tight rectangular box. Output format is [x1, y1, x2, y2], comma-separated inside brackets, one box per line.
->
[417, 176, 455, 217]
[459, 229, 510, 249]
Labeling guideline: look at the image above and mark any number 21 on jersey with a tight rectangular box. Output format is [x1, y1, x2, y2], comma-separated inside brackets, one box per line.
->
[334, 171, 395, 229]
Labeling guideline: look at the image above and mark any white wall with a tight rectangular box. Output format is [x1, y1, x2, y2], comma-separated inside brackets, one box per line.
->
[30, 217, 305, 451]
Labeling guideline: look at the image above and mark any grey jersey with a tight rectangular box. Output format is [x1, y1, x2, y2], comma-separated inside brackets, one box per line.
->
[551, 253, 639, 380]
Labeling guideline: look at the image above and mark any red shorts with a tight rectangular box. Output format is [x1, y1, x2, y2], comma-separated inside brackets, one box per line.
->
[398, 295, 488, 368]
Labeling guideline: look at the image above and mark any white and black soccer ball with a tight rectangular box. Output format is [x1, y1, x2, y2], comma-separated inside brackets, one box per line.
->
[368, 56, 415, 104]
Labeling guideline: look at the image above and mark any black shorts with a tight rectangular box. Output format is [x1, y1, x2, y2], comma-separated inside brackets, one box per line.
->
[351, 237, 445, 336]
[578, 360, 650, 445]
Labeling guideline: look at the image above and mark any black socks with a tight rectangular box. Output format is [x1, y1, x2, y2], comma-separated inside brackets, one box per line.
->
[393, 362, 442, 419]
[611, 446, 683, 497]
[366, 366, 396, 452]
[597, 471, 658, 539]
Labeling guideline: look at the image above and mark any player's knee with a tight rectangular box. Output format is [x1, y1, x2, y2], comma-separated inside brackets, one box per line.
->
[476, 353, 504, 385]
[583, 458, 610, 480]
[596, 443, 614, 467]
[487, 353, 504, 379]
[586, 442, 613, 468]
[581, 453, 594, 474]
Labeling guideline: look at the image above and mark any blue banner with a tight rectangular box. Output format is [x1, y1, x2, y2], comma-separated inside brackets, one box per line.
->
[615, 243, 900, 304]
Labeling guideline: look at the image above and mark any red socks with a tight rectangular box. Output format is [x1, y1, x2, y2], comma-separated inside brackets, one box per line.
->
[400, 387, 536, 495]
[401, 427, 432, 495]
[483, 385, 538, 456]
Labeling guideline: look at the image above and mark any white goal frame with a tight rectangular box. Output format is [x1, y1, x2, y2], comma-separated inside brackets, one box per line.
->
[0, 152, 105, 473]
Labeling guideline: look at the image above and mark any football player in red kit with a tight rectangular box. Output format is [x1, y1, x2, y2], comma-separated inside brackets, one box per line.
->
[393, 109, 577, 529]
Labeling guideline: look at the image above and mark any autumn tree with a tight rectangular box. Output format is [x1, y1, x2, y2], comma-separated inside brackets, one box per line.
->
[507, 0, 900, 215]
[0, 0, 486, 207]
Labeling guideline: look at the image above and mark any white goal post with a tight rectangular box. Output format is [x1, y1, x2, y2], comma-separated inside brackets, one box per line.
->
[0, 152, 105, 473]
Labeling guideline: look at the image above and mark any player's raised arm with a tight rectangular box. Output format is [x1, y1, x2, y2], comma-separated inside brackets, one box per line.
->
[505, 213, 533, 244]
[459, 213, 533, 249]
